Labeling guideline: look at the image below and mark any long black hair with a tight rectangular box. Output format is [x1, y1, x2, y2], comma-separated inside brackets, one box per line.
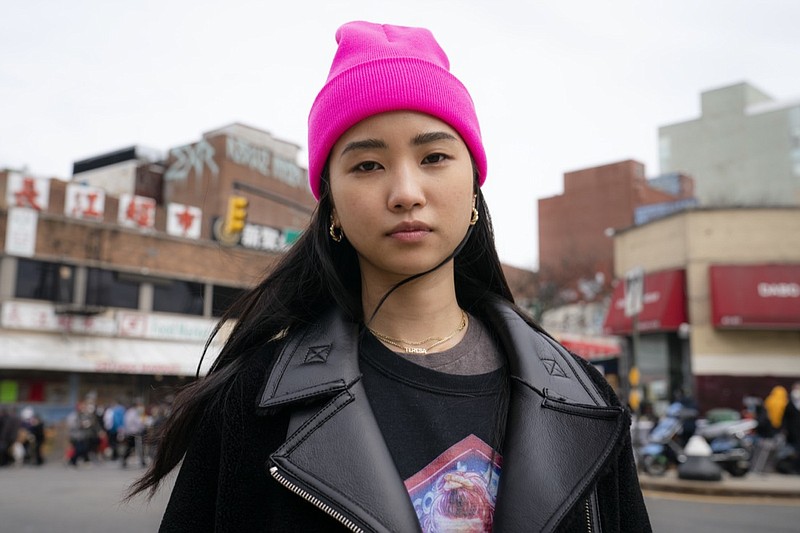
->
[128, 167, 516, 500]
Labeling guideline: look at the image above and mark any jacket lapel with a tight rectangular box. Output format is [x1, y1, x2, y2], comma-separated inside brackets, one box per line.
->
[258, 308, 420, 533]
[484, 299, 626, 533]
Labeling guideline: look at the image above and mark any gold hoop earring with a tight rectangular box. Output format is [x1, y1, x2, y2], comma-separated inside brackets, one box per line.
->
[329, 217, 343, 242]
[470, 196, 479, 226]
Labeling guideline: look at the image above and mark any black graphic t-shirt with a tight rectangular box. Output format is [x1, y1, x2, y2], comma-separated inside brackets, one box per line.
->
[359, 322, 505, 532]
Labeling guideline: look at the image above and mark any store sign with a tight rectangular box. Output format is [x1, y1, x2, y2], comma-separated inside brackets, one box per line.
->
[710, 264, 800, 329]
[624, 267, 644, 317]
[1, 302, 215, 342]
[1, 301, 117, 335]
[119, 194, 156, 229]
[603, 269, 687, 335]
[6, 173, 50, 210]
[5, 207, 38, 257]
[167, 202, 202, 239]
[65, 183, 105, 221]
[117, 311, 215, 342]
[240, 222, 296, 252]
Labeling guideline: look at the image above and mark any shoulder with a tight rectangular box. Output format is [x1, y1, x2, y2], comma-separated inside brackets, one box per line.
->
[479, 296, 623, 408]
[567, 351, 624, 408]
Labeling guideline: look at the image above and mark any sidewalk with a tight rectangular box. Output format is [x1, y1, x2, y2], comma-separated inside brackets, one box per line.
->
[639, 470, 800, 498]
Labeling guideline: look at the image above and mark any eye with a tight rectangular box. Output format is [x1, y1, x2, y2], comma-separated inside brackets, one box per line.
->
[422, 153, 449, 165]
[353, 161, 383, 172]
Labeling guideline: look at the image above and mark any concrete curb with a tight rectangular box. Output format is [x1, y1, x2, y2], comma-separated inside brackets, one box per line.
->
[639, 471, 800, 499]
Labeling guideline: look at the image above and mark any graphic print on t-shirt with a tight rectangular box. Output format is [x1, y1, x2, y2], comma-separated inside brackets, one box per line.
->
[404, 434, 502, 533]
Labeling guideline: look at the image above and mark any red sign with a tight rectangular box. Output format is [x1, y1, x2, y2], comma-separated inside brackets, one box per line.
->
[557, 335, 621, 360]
[603, 269, 687, 335]
[710, 264, 800, 329]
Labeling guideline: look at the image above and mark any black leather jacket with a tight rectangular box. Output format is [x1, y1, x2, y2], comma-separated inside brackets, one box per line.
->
[161, 297, 651, 532]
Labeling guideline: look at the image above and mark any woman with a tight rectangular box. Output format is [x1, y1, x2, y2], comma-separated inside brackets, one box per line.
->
[130, 21, 651, 532]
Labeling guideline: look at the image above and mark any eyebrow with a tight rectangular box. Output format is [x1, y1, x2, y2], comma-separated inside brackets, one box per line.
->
[340, 139, 387, 156]
[412, 131, 458, 145]
[339, 131, 458, 157]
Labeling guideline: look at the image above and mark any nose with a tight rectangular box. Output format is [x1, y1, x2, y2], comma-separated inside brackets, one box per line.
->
[387, 163, 426, 211]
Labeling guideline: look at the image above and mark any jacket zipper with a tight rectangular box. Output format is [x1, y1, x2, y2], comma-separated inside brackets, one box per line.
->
[269, 465, 365, 533]
[584, 498, 593, 533]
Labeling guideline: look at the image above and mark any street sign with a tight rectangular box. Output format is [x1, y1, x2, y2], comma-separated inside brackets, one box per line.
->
[624, 267, 644, 317]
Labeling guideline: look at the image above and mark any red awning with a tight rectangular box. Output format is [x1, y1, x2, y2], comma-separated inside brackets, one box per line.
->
[556, 334, 621, 360]
[602, 269, 687, 335]
[710, 264, 800, 329]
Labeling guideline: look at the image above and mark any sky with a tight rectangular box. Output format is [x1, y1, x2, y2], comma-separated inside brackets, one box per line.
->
[2, 0, 799, 269]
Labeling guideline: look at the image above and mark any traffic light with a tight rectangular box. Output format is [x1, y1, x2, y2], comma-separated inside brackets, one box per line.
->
[224, 195, 248, 235]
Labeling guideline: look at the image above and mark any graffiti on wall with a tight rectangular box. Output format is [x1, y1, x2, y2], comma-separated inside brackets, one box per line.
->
[227, 136, 271, 176]
[225, 136, 304, 188]
[273, 156, 303, 187]
[165, 140, 219, 194]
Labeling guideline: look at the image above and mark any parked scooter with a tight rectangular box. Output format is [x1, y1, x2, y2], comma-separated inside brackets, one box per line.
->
[696, 418, 756, 477]
[639, 402, 695, 476]
[639, 404, 755, 477]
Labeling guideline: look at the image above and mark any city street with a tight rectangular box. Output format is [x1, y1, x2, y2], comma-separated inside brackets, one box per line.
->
[645, 490, 800, 533]
[0, 461, 170, 532]
[2, 460, 800, 532]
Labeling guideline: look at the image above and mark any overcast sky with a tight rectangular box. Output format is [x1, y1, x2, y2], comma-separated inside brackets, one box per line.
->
[2, 0, 798, 269]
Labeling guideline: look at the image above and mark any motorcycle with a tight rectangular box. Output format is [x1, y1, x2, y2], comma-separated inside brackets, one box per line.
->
[697, 418, 756, 477]
[638, 403, 694, 476]
[639, 404, 755, 477]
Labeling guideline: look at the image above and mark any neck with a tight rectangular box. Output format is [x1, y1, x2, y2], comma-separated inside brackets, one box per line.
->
[361, 265, 465, 351]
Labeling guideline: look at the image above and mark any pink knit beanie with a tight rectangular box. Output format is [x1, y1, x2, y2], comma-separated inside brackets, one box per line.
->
[307, 21, 487, 200]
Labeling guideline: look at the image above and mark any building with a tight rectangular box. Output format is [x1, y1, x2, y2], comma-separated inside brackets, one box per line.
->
[2, 122, 538, 424]
[0, 123, 316, 420]
[603, 207, 800, 413]
[659, 81, 800, 206]
[538, 159, 694, 304]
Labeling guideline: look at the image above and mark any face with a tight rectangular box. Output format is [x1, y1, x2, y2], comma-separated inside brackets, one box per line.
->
[328, 111, 475, 286]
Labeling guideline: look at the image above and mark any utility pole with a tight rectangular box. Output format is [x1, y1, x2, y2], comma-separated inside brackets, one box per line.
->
[624, 267, 644, 443]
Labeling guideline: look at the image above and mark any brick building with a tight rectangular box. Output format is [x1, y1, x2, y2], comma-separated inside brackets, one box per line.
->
[537, 159, 694, 303]
[0, 123, 315, 420]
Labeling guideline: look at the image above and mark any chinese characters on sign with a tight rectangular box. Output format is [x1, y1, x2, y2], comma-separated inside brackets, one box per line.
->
[65, 184, 105, 221]
[118, 194, 156, 229]
[167, 202, 202, 239]
[6, 173, 50, 211]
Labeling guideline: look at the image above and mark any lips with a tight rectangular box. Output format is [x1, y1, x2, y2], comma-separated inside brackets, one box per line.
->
[388, 221, 431, 241]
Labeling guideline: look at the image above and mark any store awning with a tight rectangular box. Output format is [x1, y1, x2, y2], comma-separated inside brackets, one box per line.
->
[0, 331, 217, 376]
[556, 334, 621, 360]
[602, 269, 687, 335]
[710, 264, 800, 329]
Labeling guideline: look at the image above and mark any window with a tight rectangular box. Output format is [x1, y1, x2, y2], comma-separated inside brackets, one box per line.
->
[212, 285, 246, 317]
[153, 280, 204, 315]
[15, 259, 74, 302]
[85, 268, 139, 309]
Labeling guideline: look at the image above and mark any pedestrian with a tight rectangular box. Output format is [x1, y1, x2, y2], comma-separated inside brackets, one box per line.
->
[765, 385, 789, 433]
[103, 399, 126, 460]
[782, 382, 800, 473]
[66, 402, 100, 467]
[121, 400, 147, 468]
[0, 407, 22, 467]
[20, 406, 45, 465]
[130, 21, 651, 532]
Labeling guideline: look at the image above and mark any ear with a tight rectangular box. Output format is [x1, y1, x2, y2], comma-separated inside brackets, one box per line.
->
[331, 207, 339, 226]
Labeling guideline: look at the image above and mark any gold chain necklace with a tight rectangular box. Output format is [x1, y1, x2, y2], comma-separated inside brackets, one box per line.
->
[368, 311, 467, 354]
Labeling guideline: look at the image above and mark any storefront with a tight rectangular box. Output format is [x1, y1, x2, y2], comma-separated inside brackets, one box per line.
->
[608, 207, 800, 412]
[709, 264, 800, 330]
[602, 268, 690, 413]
